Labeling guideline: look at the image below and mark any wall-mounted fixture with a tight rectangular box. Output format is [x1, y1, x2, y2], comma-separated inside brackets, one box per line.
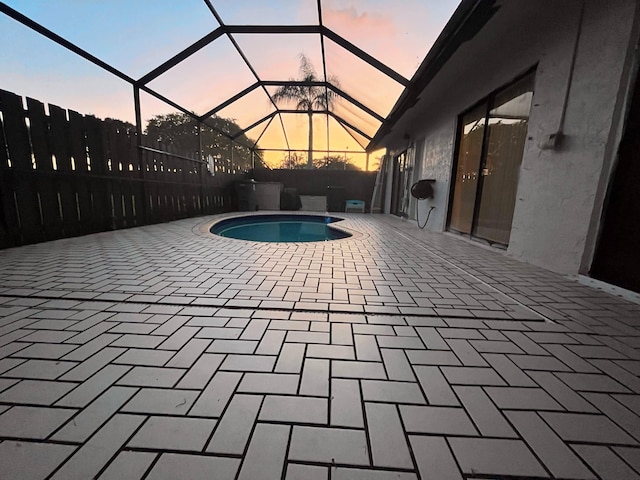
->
[539, 131, 564, 150]
[410, 179, 436, 200]
[410, 179, 436, 229]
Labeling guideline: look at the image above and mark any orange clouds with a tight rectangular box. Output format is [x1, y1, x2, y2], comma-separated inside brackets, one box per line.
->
[321, 0, 459, 78]
[323, 5, 396, 37]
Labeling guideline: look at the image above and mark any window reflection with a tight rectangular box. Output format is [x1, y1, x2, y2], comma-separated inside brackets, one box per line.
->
[449, 72, 535, 244]
[449, 104, 486, 234]
[475, 75, 535, 244]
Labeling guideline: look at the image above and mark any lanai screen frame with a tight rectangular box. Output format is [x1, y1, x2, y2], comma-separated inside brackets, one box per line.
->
[0, 0, 410, 168]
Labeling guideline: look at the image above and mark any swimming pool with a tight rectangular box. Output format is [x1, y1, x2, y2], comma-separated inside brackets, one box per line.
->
[210, 214, 351, 243]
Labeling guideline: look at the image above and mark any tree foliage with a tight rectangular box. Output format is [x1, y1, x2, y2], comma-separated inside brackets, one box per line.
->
[271, 55, 336, 112]
[271, 54, 339, 168]
[313, 155, 360, 170]
[278, 152, 359, 170]
[144, 113, 263, 173]
[278, 152, 307, 169]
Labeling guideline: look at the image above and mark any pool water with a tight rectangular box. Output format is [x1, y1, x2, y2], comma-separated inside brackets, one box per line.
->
[210, 214, 351, 242]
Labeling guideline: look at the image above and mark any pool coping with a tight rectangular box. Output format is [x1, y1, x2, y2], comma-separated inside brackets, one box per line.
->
[194, 211, 367, 244]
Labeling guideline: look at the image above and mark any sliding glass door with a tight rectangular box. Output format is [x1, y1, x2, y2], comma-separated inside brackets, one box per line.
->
[449, 104, 487, 233]
[448, 72, 535, 245]
[390, 151, 409, 217]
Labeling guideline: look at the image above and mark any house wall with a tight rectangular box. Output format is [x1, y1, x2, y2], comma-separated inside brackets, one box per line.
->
[410, 119, 455, 231]
[511, 0, 639, 276]
[385, 0, 639, 277]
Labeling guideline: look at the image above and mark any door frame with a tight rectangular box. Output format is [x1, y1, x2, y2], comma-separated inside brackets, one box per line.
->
[390, 150, 408, 217]
[447, 67, 536, 245]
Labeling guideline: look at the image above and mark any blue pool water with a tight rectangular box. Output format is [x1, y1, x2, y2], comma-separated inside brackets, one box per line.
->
[210, 214, 351, 242]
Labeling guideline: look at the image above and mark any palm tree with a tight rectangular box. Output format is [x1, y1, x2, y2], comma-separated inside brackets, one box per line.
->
[272, 54, 338, 169]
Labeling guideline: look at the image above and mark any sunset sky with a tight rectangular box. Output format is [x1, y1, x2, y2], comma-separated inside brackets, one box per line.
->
[0, 0, 460, 169]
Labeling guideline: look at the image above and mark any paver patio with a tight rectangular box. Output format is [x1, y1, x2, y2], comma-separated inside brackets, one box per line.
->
[0, 213, 639, 479]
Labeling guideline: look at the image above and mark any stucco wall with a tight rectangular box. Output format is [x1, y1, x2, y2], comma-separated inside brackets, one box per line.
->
[509, 0, 637, 275]
[385, 0, 638, 276]
[410, 118, 455, 231]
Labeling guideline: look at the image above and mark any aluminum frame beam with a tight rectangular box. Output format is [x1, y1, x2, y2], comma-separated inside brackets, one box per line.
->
[1, 0, 409, 156]
[138, 28, 226, 86]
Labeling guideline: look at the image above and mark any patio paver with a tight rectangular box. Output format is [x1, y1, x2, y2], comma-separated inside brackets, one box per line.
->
[0, 213, 639, 479]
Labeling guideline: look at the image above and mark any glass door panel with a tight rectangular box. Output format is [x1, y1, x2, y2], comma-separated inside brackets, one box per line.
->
[474, 75, 534, 244]
[390, 151, 408, 216]
[449, 104, 486, 233]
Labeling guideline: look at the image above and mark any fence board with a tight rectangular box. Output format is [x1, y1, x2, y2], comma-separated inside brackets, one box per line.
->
[152, 149, 160, 180]
[12, 172, 44, 244]
[0, 172, 20, 247]
[50, 104, 72, 172]
[26, 98, 52, 171]
[85, 115, 108, 175]
[149, 148, 160, 181]
[127, 128, 139, 176]
[121, 183, 134, 227]
[36, 175, 64, 239]
[68, 110, 87, 172]
[57, 178, 80, 237]
[74, 180, 93, 234]
[109, 181, 123, 229]
[147, 184, 159, 223]
[0, 90, 32, 171]
[106, 120, 125, 177]
[0, 109, 8, 169]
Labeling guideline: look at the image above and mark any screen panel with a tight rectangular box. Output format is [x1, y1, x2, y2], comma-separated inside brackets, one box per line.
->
[234, 33, 324, 82]
[2, 0, 219, 78]
[147, 36, 257, 116]
[328, 115, 366, 151]
[215, 87, 276, 135]
[321, 0, 459, 78]
[214, 0, 318, 25]
[0, 13, 134, 123]
[324, 37, 404, 117]
[331, 96, 380, 138]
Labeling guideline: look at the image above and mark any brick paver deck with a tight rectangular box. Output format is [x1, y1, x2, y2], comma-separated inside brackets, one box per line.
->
[0, 213, 639, 479]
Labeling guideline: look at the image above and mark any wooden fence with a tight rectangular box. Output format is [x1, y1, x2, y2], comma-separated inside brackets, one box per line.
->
[0, 89, 244, 249]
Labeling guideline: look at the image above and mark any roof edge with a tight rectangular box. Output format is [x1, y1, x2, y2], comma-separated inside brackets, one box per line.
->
[367, 0, 500, 152]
